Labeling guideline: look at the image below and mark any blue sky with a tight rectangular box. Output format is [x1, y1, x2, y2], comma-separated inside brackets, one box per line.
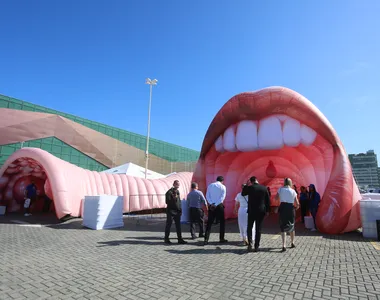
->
[1, 1, 379, 155]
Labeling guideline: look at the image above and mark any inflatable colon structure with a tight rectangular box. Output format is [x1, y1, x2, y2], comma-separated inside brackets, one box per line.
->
[0, 87, 361, 234]
[0, 149, 193, 219]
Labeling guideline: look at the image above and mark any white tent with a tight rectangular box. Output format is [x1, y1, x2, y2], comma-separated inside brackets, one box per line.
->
[102, 162, 166, 179]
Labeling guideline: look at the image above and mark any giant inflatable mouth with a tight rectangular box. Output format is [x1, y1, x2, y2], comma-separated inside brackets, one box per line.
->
[193, 87, 361, 234]
[0, 86, 361, 234]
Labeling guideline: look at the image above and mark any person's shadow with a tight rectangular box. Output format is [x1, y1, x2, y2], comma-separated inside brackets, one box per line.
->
[165, 247, 274, 255]
[97, 236, 194, 247]
[96, 236, 279, 254]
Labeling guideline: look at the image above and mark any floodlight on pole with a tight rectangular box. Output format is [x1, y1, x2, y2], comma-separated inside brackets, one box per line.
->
[144, 78, 158, 179]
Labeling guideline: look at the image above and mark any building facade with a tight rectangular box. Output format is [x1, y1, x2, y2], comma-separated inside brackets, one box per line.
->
[0, 94, 200, 174]
[349, 150, 380, 188]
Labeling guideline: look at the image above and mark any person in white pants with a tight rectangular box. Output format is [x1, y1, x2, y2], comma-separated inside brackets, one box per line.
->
[234, 185, 255, 245]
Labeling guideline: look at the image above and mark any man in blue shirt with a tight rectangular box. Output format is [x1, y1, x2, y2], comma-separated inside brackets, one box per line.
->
[24, 180, 37, 217]
[187, 182, 207, 239]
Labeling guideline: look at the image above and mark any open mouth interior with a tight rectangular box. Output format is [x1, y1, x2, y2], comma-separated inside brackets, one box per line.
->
[0, 158, 55, 214]
[205, 114, 334, 210]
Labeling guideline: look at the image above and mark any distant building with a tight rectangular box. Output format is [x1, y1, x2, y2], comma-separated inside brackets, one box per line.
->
[0, 94, 199, 174]
[349, 150, 380, 188]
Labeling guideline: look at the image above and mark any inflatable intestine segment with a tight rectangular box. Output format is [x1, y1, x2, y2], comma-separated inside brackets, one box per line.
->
[0, 148, 192, 219]
[192, 86, 361, 234]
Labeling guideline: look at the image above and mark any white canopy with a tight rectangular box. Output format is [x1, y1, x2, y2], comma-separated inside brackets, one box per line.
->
[102, 162, 166, 179]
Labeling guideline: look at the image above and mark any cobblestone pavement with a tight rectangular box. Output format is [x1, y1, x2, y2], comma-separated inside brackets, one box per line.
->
[1, 214, 380, 300]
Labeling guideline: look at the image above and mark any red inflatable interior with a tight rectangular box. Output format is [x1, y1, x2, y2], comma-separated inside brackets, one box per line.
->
[0, 157, 55, 214]
[204, 133, 333, 213]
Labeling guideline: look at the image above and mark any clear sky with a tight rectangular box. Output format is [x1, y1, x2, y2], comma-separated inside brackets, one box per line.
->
[1, 1, 379, 155]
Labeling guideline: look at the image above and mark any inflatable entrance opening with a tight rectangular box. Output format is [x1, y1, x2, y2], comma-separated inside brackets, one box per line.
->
[0, 156, 55, 215]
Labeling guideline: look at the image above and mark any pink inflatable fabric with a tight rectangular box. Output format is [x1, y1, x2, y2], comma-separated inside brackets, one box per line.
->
[0, 147, 192, 219]
[192, 86, 361, 234]
[0, 87, 362, 234]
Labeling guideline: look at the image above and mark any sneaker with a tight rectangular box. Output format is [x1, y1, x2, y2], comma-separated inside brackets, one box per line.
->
[24, 213, 31, 217]
[311, 228, 316, 232]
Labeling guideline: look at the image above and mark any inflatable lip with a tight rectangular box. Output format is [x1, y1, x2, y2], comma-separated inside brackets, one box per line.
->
[200, 87, 337, 156]
[194, 86, 361, 234]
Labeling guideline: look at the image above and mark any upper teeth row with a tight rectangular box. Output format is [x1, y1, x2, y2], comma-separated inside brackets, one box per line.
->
[215, 114, 317, 152]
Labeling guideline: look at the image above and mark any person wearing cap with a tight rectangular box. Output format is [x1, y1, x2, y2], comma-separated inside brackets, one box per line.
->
[308, 184, 320, 231]
[187, 182, 207, 239]
[204, 176, 228, 245]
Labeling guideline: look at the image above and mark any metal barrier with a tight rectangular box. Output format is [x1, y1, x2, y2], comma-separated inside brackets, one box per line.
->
[126, 194, 167, 222]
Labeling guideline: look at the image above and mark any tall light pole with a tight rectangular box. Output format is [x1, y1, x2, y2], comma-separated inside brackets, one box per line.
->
[144, 78, 158, 179]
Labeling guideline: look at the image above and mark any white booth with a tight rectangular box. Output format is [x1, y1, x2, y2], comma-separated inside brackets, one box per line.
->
[82, 195, 124, 230]
[360, 193, 380, 239]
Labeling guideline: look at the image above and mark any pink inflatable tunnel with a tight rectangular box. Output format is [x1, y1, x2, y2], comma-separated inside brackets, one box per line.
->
[0, 147, 192, 219]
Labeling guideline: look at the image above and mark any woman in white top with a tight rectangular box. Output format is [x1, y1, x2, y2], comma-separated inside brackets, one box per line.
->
[234, 185, 255, 245]
[275, 178, 300, 252]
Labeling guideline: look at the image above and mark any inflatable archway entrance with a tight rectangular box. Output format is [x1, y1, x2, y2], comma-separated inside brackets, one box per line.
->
[192, 87, 361, 234]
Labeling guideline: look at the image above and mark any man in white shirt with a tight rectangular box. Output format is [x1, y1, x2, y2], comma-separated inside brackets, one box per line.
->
[204, 176, 228, 245]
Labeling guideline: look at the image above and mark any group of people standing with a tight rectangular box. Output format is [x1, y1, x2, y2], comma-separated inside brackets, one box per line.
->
[164, 176, 228, 245]
[163, 176, 321, 252]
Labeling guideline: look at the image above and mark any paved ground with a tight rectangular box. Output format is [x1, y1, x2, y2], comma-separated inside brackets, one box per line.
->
[0, 213, 380, 300]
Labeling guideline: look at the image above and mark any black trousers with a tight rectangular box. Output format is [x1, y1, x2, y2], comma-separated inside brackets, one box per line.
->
[300, 200, 309, 223]
[43, 198, 52, 213]
[247, 213, 265, 248]
[310, 208, 318, 229]
[164, 212, 182, 240]
[205, 204, 225, 241]
[189, 207, 204, 237]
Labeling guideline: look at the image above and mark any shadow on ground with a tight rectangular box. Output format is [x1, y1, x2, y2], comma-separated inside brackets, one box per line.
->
[164, 247, 278, 255]
[96, 235, 279, 254]
[0, 212, 371, 243]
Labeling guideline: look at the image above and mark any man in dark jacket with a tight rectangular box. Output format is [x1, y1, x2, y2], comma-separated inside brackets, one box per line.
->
[164, 180, 187, 244]
[308, 184, 320, 231]
[242, 176, 270, 252]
